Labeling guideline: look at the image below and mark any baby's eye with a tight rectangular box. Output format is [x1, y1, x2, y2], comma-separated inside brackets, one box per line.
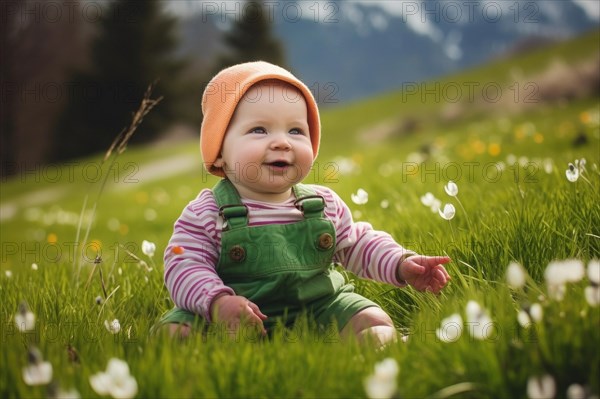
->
[249, 127, 267, 134]
[289, 128, 305, 135]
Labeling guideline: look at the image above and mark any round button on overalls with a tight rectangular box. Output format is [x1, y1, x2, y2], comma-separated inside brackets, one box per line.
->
[317, 233, 333, 250]
[229, 245, 246, 262]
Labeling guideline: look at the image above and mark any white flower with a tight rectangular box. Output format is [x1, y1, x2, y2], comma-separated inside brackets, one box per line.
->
[436, 313, 463, 343]
[566, 383, 586, 399]
[380, 200, 389, 209]
[566, 162, 579, 182]
[543, 159, 553, 174]
[333, 156, 358, 175]
[506, 261, 527, 289]
[5, 270, 12, 278]
[561, 259, 585, 282]
[430, 198, 442, 213]
[529, 303, 543, 322]
[465, 300, 494, 340]
[444, 181, 458, 196]
[588, 260, 600, 284]
[23, 348, 53, 386]
[363, 358, 399, 399]
[420, 192, 435, 207]
[518, 310, 532, 328]
[48, 385, 81, 399]
[547, 284, 566, 301]
[518, 304, 543, 328]
[351, 188, 369, 205]
[544, 259, 585, 300]
[31, 263, 38, 271]
[104, 319, 121, 334]
[585, 286, 600, 307]
[438, 204, 456, 220]
[527, 374, 556, 399]
[141, 240, 156, 257]
[15, 302, 35, 332]
[90, 358, 138, 399]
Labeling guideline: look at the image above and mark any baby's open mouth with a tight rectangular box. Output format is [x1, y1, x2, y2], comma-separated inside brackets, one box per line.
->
[267, 161, 290, 168]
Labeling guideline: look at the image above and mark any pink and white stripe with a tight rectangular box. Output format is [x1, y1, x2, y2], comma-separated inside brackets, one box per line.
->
[164, 184, 413, 321]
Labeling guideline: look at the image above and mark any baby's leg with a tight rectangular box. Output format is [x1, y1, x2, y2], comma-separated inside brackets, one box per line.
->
[341, 307, 397, 346]
[167, 323, 192, 339]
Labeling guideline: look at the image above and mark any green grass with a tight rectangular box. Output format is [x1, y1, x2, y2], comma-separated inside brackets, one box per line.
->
[1, 31, 599, 398]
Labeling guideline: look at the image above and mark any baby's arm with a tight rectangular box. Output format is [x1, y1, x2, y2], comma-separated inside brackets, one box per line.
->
[164, 194, 235, 321]
[322, 186, 450, 290]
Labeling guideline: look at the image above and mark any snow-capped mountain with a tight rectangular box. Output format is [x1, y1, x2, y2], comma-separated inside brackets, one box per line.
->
[177, 0, 599, 102]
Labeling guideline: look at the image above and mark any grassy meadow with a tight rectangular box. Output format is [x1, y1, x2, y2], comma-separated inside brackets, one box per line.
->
[1, 30, 599, 398]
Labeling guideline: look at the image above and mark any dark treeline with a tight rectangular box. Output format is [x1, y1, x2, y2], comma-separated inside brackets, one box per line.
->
[1, 0, 285, 177]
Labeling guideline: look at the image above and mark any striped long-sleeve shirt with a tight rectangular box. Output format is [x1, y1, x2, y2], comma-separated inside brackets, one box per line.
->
[164, 184, 414, 321]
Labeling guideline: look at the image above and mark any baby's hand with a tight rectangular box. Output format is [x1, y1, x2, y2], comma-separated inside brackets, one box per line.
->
[210, 294, 268, 336]
[398, 255, 451, 294]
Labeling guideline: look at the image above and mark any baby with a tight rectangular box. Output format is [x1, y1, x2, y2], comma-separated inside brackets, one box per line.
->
[160, 61, 451, 344]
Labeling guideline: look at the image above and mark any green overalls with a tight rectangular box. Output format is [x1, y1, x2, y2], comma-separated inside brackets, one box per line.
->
[156, 179, 377, 332]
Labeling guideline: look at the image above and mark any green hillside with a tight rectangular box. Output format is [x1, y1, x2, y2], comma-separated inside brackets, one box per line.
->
[1, 30, 599, 398]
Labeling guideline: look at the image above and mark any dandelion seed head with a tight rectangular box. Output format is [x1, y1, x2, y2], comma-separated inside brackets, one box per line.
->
[95, 296, 103, 305]
[380, 199, 389, 209]
[5, 270, 12, 278]
[31, 263, 38, 271]
[105, 319, 121, 334]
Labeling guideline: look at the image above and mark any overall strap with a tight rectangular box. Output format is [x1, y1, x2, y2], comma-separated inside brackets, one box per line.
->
[213, 179, 248, 229]
[293, 184, 325, 219]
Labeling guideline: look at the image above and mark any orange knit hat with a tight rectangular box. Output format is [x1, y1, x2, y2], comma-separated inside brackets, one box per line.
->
[200, 61, 321, 176]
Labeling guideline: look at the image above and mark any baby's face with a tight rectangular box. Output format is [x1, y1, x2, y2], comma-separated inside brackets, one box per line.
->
[214, 81, 314, 202]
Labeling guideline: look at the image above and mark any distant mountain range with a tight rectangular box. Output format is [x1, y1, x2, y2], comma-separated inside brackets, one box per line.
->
[176, 0, 599, 102]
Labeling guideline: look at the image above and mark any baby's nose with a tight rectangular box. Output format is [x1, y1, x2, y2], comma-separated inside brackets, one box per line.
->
[270, 134, 292, 150]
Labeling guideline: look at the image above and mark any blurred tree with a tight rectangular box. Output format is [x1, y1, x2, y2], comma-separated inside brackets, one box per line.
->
[56, 0, 188, 161]
[213, 0, 286, 73]
[1, 0, 84, 177]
